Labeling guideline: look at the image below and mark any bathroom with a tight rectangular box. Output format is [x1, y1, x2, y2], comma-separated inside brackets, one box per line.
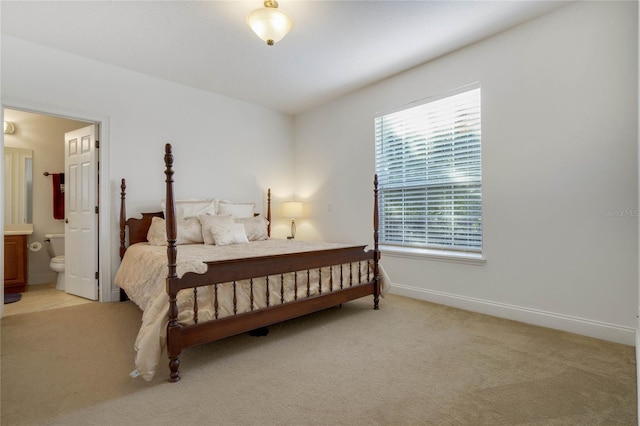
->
[4, 108, 92, 307]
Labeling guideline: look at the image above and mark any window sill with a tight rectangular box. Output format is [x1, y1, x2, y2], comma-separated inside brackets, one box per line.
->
[380, 245, 486, 265]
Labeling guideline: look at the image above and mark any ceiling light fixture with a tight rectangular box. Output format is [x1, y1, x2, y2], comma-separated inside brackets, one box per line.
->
[4, 121, 15, 134]
[247, 0, 293, 46]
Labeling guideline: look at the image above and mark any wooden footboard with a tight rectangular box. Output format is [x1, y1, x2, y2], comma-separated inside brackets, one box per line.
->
[120, 143, 380, 382]
[166, 246, 379, 381]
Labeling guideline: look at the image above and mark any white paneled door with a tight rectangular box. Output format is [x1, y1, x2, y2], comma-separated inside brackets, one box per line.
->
[65, 125, 99, 300]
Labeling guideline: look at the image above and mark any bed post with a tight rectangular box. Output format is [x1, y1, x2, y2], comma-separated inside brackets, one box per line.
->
[267, 188, 271, 237]
[119, 179, 129, 302]
[164, 143, 181, 382]
[119, 179, 127, 260]
[373, 174, 380, 310]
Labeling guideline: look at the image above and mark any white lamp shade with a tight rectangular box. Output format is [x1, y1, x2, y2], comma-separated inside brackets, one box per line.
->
[282, 201, 303, 218]
[247, 6, 293, 45]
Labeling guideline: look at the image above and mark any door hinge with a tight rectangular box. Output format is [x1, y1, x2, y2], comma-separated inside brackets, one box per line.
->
[95, 206, 99, 214]
[95, 140, 100, 149]
[95, 271, 99, 280]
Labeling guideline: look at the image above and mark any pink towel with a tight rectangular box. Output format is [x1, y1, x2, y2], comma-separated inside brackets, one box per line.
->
[52, 173, 65, 220]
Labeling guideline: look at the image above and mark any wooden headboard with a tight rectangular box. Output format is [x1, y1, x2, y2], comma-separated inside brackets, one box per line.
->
[119, 178, 272, 260]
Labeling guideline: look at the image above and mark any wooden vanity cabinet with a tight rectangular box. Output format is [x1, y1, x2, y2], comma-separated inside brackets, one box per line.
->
[4, 234, 28, 294]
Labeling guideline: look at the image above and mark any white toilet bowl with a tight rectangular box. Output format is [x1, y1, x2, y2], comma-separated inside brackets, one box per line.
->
[44, 233, 65, 291]
[50, 255, 65, 291]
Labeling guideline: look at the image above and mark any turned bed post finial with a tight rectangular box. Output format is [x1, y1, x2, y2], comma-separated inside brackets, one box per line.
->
[119, 179, 127, 260]
[164, 143, 181, 382]
[373, 174, 380, 310]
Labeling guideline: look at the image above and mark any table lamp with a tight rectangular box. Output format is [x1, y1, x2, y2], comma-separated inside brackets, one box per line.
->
[282, 201, 303, 239]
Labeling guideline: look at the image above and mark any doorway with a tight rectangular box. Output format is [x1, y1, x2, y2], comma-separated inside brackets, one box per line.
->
[2, 106, 109, 314]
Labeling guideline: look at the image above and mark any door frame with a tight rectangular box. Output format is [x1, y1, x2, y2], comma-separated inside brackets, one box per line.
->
[1, 99, 113, 307]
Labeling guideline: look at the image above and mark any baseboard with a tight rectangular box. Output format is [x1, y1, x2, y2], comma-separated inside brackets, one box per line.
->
[390, 283, 635, 346]
[110, 287, 121, 303]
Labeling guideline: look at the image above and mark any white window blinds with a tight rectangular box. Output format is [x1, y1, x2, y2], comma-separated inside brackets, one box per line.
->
[375, 86, 482, 252]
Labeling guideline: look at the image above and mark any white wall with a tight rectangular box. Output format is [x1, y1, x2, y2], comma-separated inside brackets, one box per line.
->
[294, 1, 639, 344]
[1, 35, 296, 301]
[4, 109, 89, 285]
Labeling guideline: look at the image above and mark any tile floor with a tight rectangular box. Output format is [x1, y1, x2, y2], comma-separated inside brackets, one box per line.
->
[3, 283, 93, 317]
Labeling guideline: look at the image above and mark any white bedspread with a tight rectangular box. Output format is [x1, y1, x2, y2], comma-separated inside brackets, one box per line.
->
[115, 239, 388, 381]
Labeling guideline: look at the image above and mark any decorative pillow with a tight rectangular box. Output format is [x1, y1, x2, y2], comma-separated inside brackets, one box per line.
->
[146, 216, 204, 245]
[199, 214, 235, 245]
[235, 215, 269, 241]
[211, 223, 249, 246]
[177, 217, 204, 244]
[161, 199, 218, 220]
[147, 216, 167, 246]
[217, 201, 255, 218]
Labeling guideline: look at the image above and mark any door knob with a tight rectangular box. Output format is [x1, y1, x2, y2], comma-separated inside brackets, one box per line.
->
[65, 218, 69, 224]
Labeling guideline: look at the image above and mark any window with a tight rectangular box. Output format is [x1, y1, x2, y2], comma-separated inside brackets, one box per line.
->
[375, 85, 482, 254]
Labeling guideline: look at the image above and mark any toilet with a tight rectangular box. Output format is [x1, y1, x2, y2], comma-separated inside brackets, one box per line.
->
[44, 233, 65, 291]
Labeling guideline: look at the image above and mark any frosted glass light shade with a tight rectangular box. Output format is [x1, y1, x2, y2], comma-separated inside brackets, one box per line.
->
[282, 201, 303, 218]
[4, 121, 15, 134]
[247, 1, 293, 46]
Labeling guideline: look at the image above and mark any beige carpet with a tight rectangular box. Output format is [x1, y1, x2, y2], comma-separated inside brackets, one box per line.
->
[0, 294, 636, 425]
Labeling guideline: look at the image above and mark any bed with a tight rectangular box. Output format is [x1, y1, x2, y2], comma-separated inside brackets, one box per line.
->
[115, 143, 383, 382]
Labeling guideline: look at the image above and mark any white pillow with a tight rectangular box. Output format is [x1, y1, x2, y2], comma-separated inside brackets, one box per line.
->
[161, 199, 218, 220]
[235, 215, 269, 241]
[217, 201, 255, 218]
[199, 214, 235, 245]
[211, 223, 249, 246]
[146, 216, 204, 245]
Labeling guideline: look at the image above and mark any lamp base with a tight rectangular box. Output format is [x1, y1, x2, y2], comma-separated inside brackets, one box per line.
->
[288, 219, 296, 240]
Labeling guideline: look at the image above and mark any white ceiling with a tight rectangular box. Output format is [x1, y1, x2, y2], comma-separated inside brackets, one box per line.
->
[1, 1, 569, 115]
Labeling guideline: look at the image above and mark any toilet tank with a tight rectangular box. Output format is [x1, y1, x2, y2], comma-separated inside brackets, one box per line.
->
[44, 233, 65, 258]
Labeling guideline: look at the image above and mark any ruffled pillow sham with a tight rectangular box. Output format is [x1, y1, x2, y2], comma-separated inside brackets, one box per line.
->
[161, 199, 218, 220]
[217, 201, 255, 218]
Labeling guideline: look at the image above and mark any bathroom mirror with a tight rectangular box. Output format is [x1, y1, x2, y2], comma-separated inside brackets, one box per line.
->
[4, 147, 33, 225]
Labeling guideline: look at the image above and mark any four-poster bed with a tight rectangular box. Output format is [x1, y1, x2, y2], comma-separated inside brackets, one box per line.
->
[116, 143, 382, 382]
